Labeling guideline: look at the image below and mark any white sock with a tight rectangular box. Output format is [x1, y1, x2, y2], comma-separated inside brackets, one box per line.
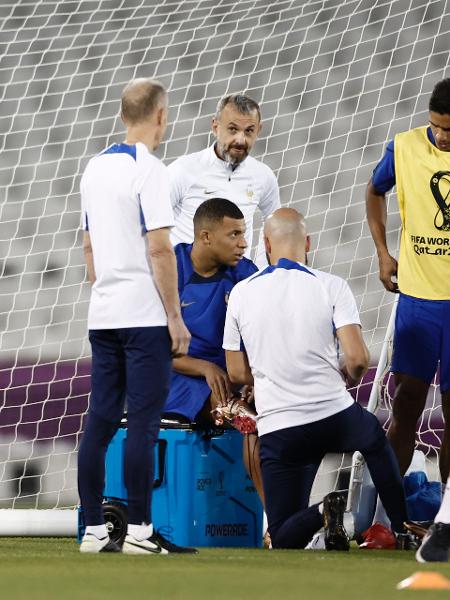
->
[344, 512, 355, 539]
[372, 496, 391, 528]
[127, 522, 153, 541]
[85, 524, 108, 539]
[435, 480, 450, 524]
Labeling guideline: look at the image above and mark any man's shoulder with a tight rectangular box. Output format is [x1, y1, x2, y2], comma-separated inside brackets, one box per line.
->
[310, 267, 345, 285]
[244, 154, 277, 180]
[395, 126, 427, 143]
[136, 143, 165, 169]
[234, 257, 258, 280]
[167, 147, 210, 171]
[174, 242, 192, 261]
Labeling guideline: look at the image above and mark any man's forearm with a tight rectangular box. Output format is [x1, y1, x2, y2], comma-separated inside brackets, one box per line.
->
[149, 246, 182, 318]
[83, 232, 96, 283]
[366, 180, 390, 259]
[173, 356, 211, 377]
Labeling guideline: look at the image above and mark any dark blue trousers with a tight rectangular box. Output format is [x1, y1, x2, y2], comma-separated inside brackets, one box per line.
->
[259, 402, 408, 549]
[78, 327, 172, 526]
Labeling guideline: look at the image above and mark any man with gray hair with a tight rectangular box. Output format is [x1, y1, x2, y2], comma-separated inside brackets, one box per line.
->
[168, 94, 280, 264]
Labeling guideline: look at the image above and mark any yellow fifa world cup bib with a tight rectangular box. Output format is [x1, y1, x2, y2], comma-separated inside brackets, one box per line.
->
[395, 127, 450, 299]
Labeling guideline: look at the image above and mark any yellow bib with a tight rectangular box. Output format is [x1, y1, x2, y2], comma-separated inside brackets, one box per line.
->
[395, 126, 450, 299]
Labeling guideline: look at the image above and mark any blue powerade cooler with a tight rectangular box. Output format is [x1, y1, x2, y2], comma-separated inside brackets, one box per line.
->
[81, 422, 263, 548]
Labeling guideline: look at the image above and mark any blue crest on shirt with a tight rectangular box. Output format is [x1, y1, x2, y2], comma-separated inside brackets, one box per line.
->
[249, 258, 315, 283]
[101, 143, 136, 161]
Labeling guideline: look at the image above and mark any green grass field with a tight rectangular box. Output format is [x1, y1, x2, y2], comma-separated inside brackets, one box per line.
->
[2, 540, 450, 600]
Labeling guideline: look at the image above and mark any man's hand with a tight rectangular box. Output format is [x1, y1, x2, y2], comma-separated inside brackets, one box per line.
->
[379, 253, 398, 293]
[167, 314, 191, 358]
[203, 363, 232, 407]
[240, 385, 255, 404]
[340, 365, 358, 389]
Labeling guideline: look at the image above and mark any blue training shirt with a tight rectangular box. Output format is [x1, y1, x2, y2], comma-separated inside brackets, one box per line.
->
[372, 126, 436, 194]
[175, 243, 258, 369]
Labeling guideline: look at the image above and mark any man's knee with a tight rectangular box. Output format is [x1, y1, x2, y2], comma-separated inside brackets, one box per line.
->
[82, 411, 120, 447]
[127, 407, 161, 441]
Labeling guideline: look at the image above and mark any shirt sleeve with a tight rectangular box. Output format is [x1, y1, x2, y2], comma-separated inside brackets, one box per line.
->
[331, 277, 361, 330]
[258, 169, 281, 217]
[252, 172, 280, 266]
[138, 160, 175, 232]
[236, 258, 258, 282]
[166, 157, 188, 210]
[80, 171, 89, 231]
[223, 286, 243, 351]
[372, 140, 396, 194]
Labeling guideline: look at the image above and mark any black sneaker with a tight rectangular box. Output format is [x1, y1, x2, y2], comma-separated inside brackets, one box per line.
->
[123, 531, 198, 555]
[323, 492, 350, 551]
[153, 531, 198, 554]
[395, 531, 418, 550]
[416, 522, 450, 563]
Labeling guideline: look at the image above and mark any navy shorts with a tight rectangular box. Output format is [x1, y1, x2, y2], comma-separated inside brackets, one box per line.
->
[164, 371, 211, 421]
[88, 326, 172, 423]
[392, 294, 450, 391]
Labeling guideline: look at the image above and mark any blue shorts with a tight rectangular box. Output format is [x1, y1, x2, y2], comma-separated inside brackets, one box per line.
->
[392, 294, 450, 391]
[164, 372, 211, 421]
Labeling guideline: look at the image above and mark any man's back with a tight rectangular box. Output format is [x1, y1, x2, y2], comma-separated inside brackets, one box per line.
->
[224, 258, 360, 435]
[81, 142, 174, 329]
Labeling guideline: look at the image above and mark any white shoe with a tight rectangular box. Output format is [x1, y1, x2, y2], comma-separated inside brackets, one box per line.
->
[80, 533, 121, 553]
[122, 533, 169, 555]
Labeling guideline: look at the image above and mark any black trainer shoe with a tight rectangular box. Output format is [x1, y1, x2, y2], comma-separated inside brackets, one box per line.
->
[153, 532, 198, 554]
[323, 492, 350, 551]
[123, 531, 198, 555]
[416, 522, 450, 563]
[394, 531, 418, 550]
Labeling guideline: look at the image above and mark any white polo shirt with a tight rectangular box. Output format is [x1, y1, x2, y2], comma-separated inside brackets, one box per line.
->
[81, 142, 174, 330]
[167, 144, 280, 257]
[223, 258, 361, 436]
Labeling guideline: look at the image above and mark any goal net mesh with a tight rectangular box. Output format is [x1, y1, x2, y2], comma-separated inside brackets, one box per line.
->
[1, 0, 448, 509]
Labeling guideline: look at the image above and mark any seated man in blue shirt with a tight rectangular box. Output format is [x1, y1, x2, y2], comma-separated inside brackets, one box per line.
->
[164, 198, 263, 500]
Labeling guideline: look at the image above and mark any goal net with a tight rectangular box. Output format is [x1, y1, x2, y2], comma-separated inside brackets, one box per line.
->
[1, 0, 449, 523]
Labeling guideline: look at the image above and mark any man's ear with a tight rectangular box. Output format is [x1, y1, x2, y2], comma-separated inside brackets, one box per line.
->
[211, 117, 218, 138]
[305, 235, 311, 253]
[156, 106, 165, 126]
[264, 235, 271, 256]
[199, 228, 211, 245]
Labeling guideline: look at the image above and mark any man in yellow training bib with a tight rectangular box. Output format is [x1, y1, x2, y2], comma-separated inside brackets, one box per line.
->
[366, 78, 450, 487]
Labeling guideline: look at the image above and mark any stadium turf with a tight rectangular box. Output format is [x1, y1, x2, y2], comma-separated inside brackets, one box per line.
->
[1, 539, 450, 600]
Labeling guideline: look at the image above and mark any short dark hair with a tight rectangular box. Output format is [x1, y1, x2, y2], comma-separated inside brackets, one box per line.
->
[429, 79, 450, 115]
[121, 78, 167, 125]
[215, 94, 261, 122]
[193, 198, 244, 232]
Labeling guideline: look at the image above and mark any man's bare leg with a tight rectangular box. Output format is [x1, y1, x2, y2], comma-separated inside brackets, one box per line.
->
[387, 373, 429, 475]
[242, 432, 265, 507]
[439, 391, 450, 482]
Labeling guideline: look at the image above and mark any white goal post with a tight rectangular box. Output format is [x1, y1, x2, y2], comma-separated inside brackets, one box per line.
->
[1, 0, 449, 533]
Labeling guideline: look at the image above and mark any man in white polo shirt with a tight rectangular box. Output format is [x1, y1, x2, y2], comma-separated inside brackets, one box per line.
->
[168, 94, 280, 265]
[78, 78, 194, 555]
[223, 208, 411, 550]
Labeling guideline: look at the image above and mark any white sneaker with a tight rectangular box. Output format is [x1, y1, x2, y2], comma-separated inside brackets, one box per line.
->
[80, 533, 121, 553]
[305, 531, 326, 550]
[122, 533, 169, 555]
